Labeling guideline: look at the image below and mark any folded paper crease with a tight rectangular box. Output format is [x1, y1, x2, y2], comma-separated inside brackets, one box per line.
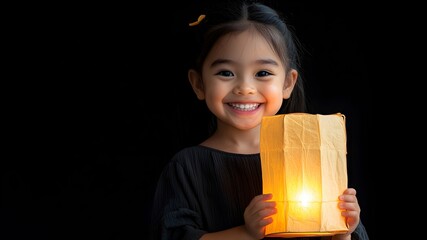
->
[260, 113, 348, 237]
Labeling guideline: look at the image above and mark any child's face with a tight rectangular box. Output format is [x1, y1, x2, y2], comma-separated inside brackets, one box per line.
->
[200, 29, 296, 130]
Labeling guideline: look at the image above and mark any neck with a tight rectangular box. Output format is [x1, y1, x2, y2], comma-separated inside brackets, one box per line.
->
[201, 123, 260, 154]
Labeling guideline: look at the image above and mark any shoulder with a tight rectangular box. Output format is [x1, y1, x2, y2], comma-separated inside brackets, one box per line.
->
[157, 146, 215, 179]
[171, 145, 260, 167]
[168, 145, 245, 170]
[171, 145, 254, 162]
[170, 145, 214, 165]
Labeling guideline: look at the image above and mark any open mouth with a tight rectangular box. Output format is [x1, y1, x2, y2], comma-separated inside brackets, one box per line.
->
[228, 103, 260, 111]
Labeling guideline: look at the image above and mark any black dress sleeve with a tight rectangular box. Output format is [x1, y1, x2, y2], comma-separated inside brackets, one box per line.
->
[351, 220, 370, 240]
[150, 160, 206, 240]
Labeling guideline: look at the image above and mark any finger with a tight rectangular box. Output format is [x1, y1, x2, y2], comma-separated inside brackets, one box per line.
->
[339, 202, 360, 212]
[259, 216, 274, 227]
[252, 194, 273, 205]
[261, 193, 273, 200]
[255, 207, 277, 220]
[247, 202, 277, 221]
[341, 210, 359, 219]
[339, 193, 358, 203]
[253, 201, 276, 215]
[343, 188, 357, 195]
[247, 194, 274, 212]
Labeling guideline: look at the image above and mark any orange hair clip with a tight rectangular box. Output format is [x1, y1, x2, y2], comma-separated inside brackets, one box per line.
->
[189, 14, 206, 26]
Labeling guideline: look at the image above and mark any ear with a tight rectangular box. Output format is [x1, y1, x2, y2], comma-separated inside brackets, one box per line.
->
[188, 69, 205, 100]
[283, 69, 298, 99]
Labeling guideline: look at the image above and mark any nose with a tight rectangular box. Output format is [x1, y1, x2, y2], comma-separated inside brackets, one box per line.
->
[232, 78, 256, 95]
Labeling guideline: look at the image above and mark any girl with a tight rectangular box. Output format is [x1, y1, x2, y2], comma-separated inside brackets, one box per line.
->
[150, 1, 369, 239]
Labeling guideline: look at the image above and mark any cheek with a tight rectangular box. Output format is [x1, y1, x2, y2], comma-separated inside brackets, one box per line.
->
[262, 84, 285, 98]
[204, 81, 228, 98]
[262, 85, 286, 112]
[203, 84, 226, 107]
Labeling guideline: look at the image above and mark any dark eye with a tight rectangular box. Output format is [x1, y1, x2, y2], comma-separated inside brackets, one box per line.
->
[255, 71, 271, 77]
[217, 70, 234, 77]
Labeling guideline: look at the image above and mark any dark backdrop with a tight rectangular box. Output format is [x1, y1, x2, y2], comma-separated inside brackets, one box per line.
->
[3, 1, 375, 239]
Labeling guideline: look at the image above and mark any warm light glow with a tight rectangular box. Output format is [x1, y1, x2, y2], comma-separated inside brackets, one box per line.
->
[297, 191, 313, 207]
[260, 113, 349, 237]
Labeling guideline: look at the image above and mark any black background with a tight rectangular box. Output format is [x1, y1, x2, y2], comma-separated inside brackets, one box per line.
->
[3, 1, 376, 239]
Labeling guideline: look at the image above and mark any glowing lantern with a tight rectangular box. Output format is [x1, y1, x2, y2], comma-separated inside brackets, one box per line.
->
[260, 113, 349, 237]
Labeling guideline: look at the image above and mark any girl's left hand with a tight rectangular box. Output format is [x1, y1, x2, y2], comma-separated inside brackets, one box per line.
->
[332, 188, 361, 240]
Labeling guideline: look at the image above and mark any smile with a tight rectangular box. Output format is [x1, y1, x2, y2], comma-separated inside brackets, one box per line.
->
[228, 103, 260, 111]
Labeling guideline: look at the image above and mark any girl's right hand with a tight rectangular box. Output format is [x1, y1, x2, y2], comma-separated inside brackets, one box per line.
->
[243, 193, 277, 239]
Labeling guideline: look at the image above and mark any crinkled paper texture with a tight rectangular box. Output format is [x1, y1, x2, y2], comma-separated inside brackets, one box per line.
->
[260, 113, 349, 237]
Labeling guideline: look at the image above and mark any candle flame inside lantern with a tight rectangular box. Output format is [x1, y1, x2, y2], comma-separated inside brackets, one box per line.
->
[297, 191, 313, 207]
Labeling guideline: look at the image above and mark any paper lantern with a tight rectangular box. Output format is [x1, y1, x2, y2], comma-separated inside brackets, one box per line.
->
[260, 113, 348, 237]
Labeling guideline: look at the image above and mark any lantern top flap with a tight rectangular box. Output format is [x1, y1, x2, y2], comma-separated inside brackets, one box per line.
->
[260, 112, 346, 152]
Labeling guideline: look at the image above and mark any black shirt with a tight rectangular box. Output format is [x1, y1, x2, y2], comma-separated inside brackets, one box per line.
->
[150, 145, 369, 240]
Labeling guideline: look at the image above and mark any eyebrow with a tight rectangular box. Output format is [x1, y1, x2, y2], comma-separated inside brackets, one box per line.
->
[210, 58, 280, 68]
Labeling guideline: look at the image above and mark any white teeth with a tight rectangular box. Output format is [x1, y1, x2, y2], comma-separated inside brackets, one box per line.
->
[229, 103, 259, 111]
